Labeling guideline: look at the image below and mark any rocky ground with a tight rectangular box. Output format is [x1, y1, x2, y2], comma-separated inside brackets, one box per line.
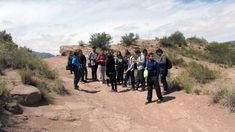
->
[1, 56, 235, 132]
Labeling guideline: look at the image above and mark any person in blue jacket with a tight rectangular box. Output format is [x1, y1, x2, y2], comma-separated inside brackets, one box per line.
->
[145, 52, 163, 104]
[72, 50, 81, 90]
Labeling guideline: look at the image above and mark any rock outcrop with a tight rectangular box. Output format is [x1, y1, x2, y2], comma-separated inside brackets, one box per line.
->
[10, 84, 42, 106]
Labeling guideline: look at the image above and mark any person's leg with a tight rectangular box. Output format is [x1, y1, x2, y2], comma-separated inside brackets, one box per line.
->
[114, 76, 117, 92]
[161, 74, 169, 91]
[117, 69, 121, 84]
[147, 77, 153, 102]
[136, 70, 141, 89]
[131, 70, 135, 89]
[140, 69, 145, 90]
[94, 65, 98, 80]
[110, 76, 114, 90]
[102, 66, 106, 83]
[74, 68, 80, 89]
[121, 68, 124, 84]
[91, 66, 95, 80]
[123, 71, 130, 87]
[153, 76, 163, 101]
[98, 65, 102, 82]
[80, 67, 85, 82]
[84, 67, 88, 81]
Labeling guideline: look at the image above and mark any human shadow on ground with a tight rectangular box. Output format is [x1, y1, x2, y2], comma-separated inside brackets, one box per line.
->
[118, 89, 132, 93]
[79, 89, 100, 94]
[150, 96, 176, 104]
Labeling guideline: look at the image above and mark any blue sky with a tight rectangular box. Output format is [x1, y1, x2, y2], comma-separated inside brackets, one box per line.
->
[0, 0, 235, 54]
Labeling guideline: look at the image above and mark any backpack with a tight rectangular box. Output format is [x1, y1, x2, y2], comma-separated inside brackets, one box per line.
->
[166, 56, 172, 69]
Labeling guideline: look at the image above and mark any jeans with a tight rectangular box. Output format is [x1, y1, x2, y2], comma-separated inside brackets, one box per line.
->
[147, 76, 162, 101]
[81, 66, 88, 81]
[109, 74, 117, 91]
[91, 65, 98, 80]
[136, 69, 145, 89]
[98, 65, 106, 83]
[73, 68, 81, 88]
[124, 70, 135, 88]
[160, 73, 168, 91]
[117, 68, 124, 84]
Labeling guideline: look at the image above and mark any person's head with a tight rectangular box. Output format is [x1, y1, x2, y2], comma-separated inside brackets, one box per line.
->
[117, 51, 122, 57]
[148, 52, 154, 60]
[79, 50, 83, 55]
[74, 50, 79, 56]
[92, 46, 96, 51]
[143, 49, 148, 56]
[156, 48, 163, 56]
[135, 49, 141, 55]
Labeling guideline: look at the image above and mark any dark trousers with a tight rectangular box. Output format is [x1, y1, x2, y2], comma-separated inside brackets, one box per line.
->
[160, 73, 168, 91]
[81, 66, 88, 81]
[117, 68, 124, 84]
[124, 70, 135, 88]
[109, 75, 117, 91]
[73, 68, 81, 88]
[91, 65, 98, 80]
[136, 69, 145, 89]
[147, 76, 162, 101]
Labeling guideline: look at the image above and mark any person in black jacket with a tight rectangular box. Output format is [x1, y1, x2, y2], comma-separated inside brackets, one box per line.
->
[145, 52, 163, 104]
[115, 51, 124, 85]
[106, 51, 117, 92]
[79, 50, 87, 83]
[156, 48, 169, 94]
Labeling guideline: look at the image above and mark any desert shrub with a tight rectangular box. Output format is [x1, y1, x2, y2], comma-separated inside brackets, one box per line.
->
[187, 36, 208, 46]
[180, 48, 206, 60]
[160, 31, 187, 47]
[205, 43, 235, 66]
[212, 82, 235, 112]
[89, 32, 112, 49]
[19, 68, 35, 85]
[169, 72, 196, 93]
[187, 62, 218, 83]
[168, 53, 187, 67]
[121, 33, 139, 46]
[0, 80, 9, 108]
[51, 80, 70, 96]
[78, 40, 85, 47]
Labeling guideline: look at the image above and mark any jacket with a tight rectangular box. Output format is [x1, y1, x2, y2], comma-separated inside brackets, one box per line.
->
[72, 55, 80, 68]
[96, 54, 106, 66]
[145, 59, 160, 77]
[106, 55, 116, 76]
[89, 51, 97, 66]
[115, 56, 124, 71]
[137, 52, 145, 70]
[159, 55, 168, 75]
[79, 55, 86, 67]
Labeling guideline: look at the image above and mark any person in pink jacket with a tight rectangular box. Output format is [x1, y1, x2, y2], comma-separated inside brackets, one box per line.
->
[96, 49, 106, 84]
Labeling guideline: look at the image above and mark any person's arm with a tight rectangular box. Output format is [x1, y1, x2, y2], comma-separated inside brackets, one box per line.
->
[72, 57, 78, 67]
[96, 55, 100, 63]
[84, 56, 87, 65]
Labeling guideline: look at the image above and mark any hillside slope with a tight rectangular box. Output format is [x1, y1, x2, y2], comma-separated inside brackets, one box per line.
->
[6, 56, 235, 132]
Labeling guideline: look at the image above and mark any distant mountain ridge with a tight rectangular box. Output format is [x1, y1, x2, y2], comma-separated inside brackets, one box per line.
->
[32, 51, 55, 58]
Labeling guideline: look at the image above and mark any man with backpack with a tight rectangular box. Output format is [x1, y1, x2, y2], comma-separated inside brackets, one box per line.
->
[72, 50, 81, 90]
[67, 51, 74, 74]
[156, 48, 172, 94]
[145, 52, 163, 104]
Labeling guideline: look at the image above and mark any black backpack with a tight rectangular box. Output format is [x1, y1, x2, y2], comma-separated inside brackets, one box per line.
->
[166, 56, 172, 69]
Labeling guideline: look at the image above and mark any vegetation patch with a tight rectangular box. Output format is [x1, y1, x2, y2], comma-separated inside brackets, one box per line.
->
[0, 80, 9, 108]
[121, 33, 139, 46]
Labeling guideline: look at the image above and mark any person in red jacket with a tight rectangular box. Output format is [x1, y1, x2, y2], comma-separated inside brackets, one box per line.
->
[96, 49, 106, 84]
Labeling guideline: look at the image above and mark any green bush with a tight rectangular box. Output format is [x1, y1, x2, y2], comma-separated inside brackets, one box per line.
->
[0, 80, 9, 108]
[168, 53, 187, 67]
[89, 32, 112, 49]
[169, 72, 196, 93]
[187, 62, 218, 83]
[213, 83, 235, 112]
[0, 30, 13, 43]
[121, 33, 139, 46]
[180, 48, 205, 60]
[160, 31, 187, 47]
[205, 43, 235, 66]
[19, 68, 35, 85]
[78, 40, 85, 47]
[187, 36, 208, 46]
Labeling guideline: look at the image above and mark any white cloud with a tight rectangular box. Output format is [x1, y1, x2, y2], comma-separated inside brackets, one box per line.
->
[0, 0, 235, 54]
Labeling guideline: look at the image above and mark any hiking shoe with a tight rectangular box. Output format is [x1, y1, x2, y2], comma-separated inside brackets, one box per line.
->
[145, 101, 151, 105]
[157, 99, 163, 104]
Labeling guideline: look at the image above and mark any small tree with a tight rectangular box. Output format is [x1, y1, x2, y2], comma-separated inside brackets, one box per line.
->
[187, 36, 208, 46]
[89, 32, 112, 49]
[160, 36, 173, 47]
[78, 40, 85, 47]
[121, 33, 139, 46]
[0, 30, 13, 43]
[169, 31, 187, 47]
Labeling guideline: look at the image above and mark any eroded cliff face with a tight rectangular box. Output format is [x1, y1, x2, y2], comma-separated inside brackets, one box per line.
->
[59, 45, 92, 56]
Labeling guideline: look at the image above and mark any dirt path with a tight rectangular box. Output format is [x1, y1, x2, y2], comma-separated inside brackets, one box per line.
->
[7, 56, 235, 132]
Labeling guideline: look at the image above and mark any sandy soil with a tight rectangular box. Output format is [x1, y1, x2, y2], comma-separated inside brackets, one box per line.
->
[4, 56, 235, 132]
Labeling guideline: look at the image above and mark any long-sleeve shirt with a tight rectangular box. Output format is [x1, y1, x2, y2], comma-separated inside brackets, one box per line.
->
[79, 55, 86, 66]
[145, 59, 160, 77]
[137, 52, 145, 70]
[159, 55, 168, 74]
[126, 56, 135, 72]
[106, 55, 116, 76]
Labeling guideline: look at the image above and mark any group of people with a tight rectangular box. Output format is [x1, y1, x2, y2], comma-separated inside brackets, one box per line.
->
[67, 46, 171, 104]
